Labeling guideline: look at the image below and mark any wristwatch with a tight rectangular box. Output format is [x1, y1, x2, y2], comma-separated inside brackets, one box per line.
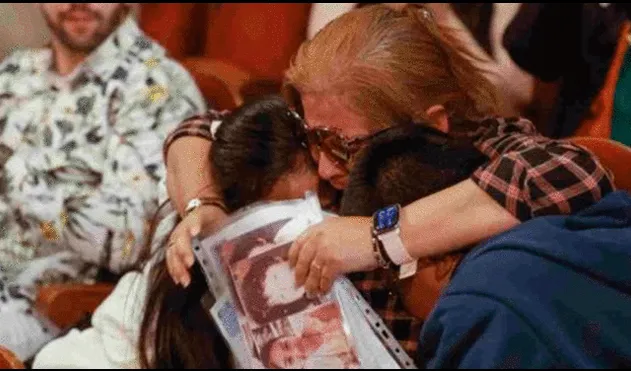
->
[372, 204, 417, 279]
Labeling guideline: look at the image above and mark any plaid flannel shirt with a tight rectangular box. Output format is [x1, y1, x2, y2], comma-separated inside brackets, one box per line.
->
[163, 114, 615, 359]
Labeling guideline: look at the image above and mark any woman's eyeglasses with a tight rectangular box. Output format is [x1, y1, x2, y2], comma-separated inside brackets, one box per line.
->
[303, 126, 371, 168]
[290, 109, 452, 170]
[296, 121, 392, 169]
[289, 109, 373, 168]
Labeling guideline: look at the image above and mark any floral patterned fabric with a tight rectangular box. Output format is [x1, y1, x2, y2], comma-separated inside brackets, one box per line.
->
[0, 16, 204, 361]
[0, 16, 205, 281]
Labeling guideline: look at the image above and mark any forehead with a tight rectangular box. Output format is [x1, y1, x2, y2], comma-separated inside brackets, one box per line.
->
[301, 93, 374, 138]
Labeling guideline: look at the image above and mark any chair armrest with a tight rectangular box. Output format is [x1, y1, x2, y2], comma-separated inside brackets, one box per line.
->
[570, 136, 631, 193]
[0, 346, 25, 369]
[34, 284, 115, 330]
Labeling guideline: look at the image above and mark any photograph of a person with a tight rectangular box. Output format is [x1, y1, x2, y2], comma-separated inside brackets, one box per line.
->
[212, 218, 295, 314]
[258, 302, 361, 369]
[250, 317, 295, 353]
[231, 242, 322, 326]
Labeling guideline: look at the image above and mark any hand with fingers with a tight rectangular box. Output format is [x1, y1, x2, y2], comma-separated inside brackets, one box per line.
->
[166, 204, 228, 287]
[288, 216, 377, 295]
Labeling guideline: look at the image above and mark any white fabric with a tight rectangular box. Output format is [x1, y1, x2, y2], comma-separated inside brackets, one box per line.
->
[378, 230, 413, 266]
[32, 210, 177, 368]
[0, 298, 56, 362]
[32, 267, 149, 369]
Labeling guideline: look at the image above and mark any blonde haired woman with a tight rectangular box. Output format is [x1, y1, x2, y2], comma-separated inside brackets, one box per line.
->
[164, 3, 612, 315]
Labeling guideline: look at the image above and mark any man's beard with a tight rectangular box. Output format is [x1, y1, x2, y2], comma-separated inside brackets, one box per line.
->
[43, 4, 129, 54]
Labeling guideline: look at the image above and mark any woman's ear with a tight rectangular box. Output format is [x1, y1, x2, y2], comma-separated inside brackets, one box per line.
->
[425, 105, 450, 133]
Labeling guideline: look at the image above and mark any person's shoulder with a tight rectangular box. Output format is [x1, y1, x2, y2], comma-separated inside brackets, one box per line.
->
[420, 291, 558, 369]
[123, 45, 191, 82]
[0, 47, 49, 74]
[108, 21, 201, 97]
[117, 53, 198, 97]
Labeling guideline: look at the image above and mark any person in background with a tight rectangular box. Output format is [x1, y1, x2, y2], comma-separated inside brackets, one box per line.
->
[0, 2, 205, 362]
[504, 3, 631, 142]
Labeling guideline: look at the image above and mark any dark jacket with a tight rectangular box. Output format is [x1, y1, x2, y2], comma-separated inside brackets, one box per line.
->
[504, 3, 628, 138]
[419, 191, 631, 368]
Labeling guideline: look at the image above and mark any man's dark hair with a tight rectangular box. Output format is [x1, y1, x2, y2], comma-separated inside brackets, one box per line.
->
[340, 124, 487, 216]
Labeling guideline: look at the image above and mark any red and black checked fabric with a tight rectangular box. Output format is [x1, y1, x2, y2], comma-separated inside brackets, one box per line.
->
[162, 109, 227, 164]
[470, 117, 614, 221]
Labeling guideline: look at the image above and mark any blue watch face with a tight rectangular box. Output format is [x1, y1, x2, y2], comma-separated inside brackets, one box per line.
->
[374, 205, 400, 232]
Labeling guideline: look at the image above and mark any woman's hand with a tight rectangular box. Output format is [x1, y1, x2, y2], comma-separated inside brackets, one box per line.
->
[288, 216, 377, 295]
[166, 205, 228, 287]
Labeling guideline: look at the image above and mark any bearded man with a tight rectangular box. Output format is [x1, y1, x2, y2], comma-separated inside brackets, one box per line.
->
[0, 3, 205, 361]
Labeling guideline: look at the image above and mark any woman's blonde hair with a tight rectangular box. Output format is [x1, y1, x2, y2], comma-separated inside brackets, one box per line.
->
[284, 4, 501, 129]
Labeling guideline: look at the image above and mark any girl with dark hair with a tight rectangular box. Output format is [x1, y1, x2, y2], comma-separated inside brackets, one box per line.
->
[139, 96, 334, 369]
[33, 96, 333, 368]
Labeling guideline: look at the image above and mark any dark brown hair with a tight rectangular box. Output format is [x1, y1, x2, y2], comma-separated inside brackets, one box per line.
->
[138, 96, 313, 368]
[341, 124, 487, 216]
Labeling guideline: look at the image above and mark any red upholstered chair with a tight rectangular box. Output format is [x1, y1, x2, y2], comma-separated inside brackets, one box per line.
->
[571, 137, 631, 193]
[0, 346, 24, 369]
[139, 3, 312, 108]
[34, 283, 116, 330]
